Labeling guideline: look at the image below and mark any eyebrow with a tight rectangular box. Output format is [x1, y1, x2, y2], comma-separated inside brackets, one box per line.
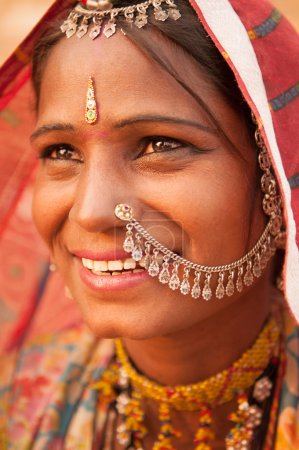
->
[115, 115, 217, 134]
[30, 115, 217, 142]
[30, 123, 75, 142]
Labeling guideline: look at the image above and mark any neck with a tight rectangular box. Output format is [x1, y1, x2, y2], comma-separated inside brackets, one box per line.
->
[123, 279, 275, 386]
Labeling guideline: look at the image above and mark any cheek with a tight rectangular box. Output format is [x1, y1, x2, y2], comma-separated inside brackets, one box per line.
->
[32, 172, 73, 247]
[139, 154, 255, 260]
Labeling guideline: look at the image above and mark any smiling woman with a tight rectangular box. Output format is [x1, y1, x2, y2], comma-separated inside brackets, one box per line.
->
[0, 0, 299, 449]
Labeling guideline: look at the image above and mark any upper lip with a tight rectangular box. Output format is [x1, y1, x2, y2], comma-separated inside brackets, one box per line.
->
[72, 249, 131, 261]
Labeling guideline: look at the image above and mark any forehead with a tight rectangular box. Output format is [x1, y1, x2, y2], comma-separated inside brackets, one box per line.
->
[38, 30, 217, 125]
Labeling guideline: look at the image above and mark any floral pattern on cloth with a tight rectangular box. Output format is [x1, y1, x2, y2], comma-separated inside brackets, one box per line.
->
[275, 315, 299, 450]
[0, 310, 298, 449]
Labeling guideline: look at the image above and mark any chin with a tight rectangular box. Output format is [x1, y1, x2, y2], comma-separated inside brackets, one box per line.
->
[75, 297, 190, 341]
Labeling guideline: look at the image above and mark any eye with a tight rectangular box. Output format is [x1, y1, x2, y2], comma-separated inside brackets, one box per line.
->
[39, 144, 82, 162]
[142, 137, 184, 155]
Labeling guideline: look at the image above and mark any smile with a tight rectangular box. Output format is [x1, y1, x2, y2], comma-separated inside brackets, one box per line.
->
[81, 257, 146, 275]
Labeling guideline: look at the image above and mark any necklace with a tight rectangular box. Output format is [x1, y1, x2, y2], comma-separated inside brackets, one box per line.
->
[92, 315, 283, 450]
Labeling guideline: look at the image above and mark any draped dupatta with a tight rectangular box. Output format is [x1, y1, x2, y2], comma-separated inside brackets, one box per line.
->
[0, 0, 298, 448]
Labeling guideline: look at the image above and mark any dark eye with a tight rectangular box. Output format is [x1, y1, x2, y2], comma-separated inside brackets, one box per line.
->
[40, 144, 82, 162]
[143, 137, 183, 155]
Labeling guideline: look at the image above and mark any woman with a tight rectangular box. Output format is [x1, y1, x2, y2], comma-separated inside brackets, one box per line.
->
[0, 0, 298, 448]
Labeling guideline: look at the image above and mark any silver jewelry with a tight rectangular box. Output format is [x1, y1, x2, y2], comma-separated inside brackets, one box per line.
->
[60, 0, 181, 40]
[114, 123, 283, 301]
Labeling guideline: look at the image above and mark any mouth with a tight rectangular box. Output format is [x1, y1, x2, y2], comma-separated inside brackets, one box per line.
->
[81, 256, 147, 276]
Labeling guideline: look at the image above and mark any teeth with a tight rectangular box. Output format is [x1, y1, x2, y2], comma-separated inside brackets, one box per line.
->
[139, 257, 146, 268]
[112, 272, 120, 276]
[133, 269, 145, 273]
[82, 258, 94, 270]
[91, 270, 111, 276]
[123, 258, 137, 270]
[94, 260, 108, 271]
[82, 256, 153, 272]
[108, 260, 124, 271]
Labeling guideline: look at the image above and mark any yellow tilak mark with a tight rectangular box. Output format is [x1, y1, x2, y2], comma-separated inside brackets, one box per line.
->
[85, 76, 97, 124]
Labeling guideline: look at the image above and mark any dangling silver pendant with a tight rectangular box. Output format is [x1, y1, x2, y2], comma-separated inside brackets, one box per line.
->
[216, 273, 225, 299]
[89, 23, 102, 39]
[180, 268, 190, 295]
[104, 19, 117, 38]
[191, 272, 201, 299]
[123, 224, 134, 253]
[244, 262, 254, 286]
[236, 267, 243, 292]
[132, 234, 143, 261]
[159, 257, 171, 284]
[226, 271, 235, 297]
[148, 250, 160, 277]
[77, 17, 89, 38]
[169, 262, 180, 290]
[253, 254, 262, 278]
[202, 273, 212, 301]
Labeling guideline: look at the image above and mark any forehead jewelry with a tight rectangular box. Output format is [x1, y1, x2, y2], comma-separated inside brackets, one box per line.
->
[114, 121, 284, 301]
[85, 76, 98, 124]
[60, 0, 181, 40]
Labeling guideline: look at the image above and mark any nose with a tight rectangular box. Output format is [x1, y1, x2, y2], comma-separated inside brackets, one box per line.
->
[69, 161, 133, 233]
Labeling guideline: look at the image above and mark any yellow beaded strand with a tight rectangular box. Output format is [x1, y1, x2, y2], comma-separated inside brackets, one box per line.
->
[114, 315, 280, 410]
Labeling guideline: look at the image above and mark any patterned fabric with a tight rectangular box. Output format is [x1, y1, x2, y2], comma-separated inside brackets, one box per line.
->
[0, 0, 298, 448]
[0, 311, 298, 449]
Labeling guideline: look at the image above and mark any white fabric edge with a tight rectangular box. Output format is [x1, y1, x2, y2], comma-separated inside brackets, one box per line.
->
[193, 0, 299, 321]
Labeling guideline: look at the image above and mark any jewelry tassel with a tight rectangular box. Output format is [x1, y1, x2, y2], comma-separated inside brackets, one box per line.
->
[135, 4, 148, 28]
[77, 16, 89, 38]
[144, 242, 151, 269]
[202, 273, 212, 301]
[169, 261, 180, 290]
[236, 267, 243, 293]
[89, 18, 103, 40]
[154, 2, 169, 21]
[166, 0, 182, 20]
[194, 404, 214, 450]
[159, 256, 171, 284]
[153, 403, 181, 450]
[191, 271, 201, 299]
[148, 249, 160, 277]
[132, 233, 143, 261]
[244, 261, 254, 286]
[123, 223, 135, 253]
[180, 267, 191, 295]
[226, 392, 263, 449]
[215, 272, 225, 299]
[225, 270, 235, 297]
[118, 390, 147, 447]
[103, 11, 117, 38]
[253, 253, 262, 278]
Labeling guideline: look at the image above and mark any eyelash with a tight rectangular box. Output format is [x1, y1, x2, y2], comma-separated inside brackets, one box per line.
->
[38, 136, 200, 162]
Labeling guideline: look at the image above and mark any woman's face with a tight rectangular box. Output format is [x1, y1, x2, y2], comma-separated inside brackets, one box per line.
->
[32, 31, 265, 339]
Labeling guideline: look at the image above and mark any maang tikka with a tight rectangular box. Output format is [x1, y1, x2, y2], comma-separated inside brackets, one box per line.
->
[60, 0, 182, 40]
[85, 76, 98, 124]
[114, 119, 284, 301]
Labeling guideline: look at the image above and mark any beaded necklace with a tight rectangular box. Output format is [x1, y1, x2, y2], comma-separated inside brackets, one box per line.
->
[93, 314, 283, 450]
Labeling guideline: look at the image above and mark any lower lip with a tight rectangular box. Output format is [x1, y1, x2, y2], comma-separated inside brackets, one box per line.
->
[79, 264, 151, 292]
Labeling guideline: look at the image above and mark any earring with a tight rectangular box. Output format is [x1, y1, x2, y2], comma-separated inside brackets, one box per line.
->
[85, 76, 98, 124]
